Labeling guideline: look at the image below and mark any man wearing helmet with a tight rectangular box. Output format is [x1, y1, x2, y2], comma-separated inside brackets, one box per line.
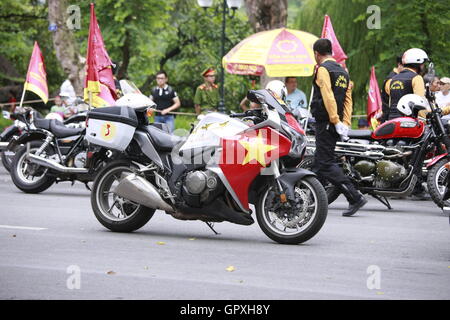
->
[310, 38, 367, 217]
[385, 48, 428, 120]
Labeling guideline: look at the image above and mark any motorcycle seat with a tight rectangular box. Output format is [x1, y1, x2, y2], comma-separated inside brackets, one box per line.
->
[347, 129, 372, 139]
[33, 118, 53, 130]
[50, 120, 85, 138]
[144, 125, 183, 151]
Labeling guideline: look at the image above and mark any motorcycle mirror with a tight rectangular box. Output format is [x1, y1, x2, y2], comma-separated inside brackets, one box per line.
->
[247, 90, 264, 104]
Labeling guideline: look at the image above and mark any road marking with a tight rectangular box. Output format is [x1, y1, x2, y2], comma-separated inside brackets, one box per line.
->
[0, 225, 47, 231]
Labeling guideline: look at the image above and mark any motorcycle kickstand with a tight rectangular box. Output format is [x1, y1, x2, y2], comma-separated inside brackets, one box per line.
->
[205, 222, 220, 235]
[84, 182, 91, 191]
[371, 194, 393, 210]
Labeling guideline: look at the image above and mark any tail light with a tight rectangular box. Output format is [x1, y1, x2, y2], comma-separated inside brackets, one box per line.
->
[444, 162, 450, 170]
[285, 112, 305, 135]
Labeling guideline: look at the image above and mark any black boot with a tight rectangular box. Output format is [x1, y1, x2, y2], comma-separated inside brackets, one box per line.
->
[342, 196, 368, 217]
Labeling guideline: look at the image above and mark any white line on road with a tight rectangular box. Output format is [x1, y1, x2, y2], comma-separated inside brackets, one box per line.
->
[0, 225, 47, 231]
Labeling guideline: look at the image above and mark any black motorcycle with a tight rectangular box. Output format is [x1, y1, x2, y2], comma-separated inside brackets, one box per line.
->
[8, 109, 111, 193]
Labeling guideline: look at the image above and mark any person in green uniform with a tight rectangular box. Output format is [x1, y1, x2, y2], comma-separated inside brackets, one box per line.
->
[194, 67, 219, 115]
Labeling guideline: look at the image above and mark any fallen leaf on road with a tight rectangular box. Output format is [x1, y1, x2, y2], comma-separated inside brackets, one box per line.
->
[106, 271, 116, 275]
[226, 266, 235, 272]
[376, 292, 384, 295]
[156, 241, 166, 245]
[12, 235, 16, 238]
[188, 238, 196, 241]
[144, 266, 149, 270]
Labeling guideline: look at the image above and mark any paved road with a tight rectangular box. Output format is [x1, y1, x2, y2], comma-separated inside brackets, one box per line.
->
[0, 165, 449, 300]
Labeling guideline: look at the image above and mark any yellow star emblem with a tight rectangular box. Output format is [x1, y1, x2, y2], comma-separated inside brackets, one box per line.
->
[239, 131, 277, 167]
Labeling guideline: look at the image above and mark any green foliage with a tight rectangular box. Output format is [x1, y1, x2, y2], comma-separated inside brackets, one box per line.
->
[0, 113, 13, 131]
[295, 0, 450, 115]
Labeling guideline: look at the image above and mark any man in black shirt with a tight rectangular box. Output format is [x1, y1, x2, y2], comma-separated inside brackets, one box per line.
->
[150, 71, 181, 132]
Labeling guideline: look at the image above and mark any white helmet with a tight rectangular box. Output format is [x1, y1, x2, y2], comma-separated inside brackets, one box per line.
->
[402, 48, 429, 65]
[397, 94, 429, 116]
[265, 80, 288, 103]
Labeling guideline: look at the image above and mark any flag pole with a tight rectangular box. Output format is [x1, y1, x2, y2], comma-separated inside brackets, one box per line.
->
[18, 84, 27, 109]
[88, 91, 92, 111]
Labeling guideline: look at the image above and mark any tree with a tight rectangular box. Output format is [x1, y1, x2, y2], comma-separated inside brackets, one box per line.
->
[244, 0, 288, 32]
[295, 0, 450, 117]
[47, 0, 85, 96]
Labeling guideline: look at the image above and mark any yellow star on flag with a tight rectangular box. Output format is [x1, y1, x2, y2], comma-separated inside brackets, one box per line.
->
[239, 131, 277, 167]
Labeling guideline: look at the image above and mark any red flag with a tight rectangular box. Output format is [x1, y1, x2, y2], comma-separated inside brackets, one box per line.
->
[24, 42, 48, 103]
[321, 15, 348, 67]
[367, 66, 382, 129]
[84, 3, 117, 107]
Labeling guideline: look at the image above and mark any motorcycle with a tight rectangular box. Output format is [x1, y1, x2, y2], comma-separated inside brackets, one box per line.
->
[88, 85, 328, 244]
[7, 104, 111, 194]
[299, 88, 450, 210]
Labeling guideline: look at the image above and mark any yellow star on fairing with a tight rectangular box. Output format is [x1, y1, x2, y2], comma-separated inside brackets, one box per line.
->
[239, 131, 277, 167]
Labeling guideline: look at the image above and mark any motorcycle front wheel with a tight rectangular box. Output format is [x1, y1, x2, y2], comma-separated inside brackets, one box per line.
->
[298, 157, 341, 204]
[256, 176, 328, 244]
[427, 158, 450, 208]
[91, 160, 155, 232]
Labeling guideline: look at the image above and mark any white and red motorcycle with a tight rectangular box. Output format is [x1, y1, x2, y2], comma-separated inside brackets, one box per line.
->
[87, 85, 328, 244]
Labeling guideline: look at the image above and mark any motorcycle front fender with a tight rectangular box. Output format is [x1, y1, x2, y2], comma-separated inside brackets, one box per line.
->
[426, 153, 449, 168]
[277, 167, 317, 201]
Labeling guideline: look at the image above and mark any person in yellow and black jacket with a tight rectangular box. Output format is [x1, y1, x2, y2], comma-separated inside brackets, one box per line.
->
[380, 55, 403, 123]
[311, 38, 367, 217]
[385, 48, 429, 120]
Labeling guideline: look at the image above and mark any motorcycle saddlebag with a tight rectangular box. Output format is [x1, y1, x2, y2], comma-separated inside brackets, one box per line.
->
[86, 106, 138, 151]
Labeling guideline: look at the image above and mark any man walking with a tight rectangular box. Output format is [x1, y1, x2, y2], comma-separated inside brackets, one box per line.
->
[150, 71, 180, 132]
[310, 38, 367, 217]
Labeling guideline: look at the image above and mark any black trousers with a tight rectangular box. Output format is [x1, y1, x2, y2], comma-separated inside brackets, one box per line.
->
[313, 121, 361, 204]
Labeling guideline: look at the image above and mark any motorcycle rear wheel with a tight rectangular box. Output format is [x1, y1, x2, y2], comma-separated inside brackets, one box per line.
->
[91, 160, 155, 232]
[256, 176, 328, 244]
[10, 141, 56, 193]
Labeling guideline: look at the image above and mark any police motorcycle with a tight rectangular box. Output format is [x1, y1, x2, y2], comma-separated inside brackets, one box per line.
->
[300, 88, 450, 210]
[87, 81, 328, 244]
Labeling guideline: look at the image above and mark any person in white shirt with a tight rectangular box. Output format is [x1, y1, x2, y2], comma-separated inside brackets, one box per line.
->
[59, 79, 77, 106]
[435, 77, 450, 108]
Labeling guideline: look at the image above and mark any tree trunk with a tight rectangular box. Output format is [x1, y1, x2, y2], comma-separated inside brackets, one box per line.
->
[47, 0, 85, 96]
[244, 0, 288, 32]
[244, 0, 288, 88]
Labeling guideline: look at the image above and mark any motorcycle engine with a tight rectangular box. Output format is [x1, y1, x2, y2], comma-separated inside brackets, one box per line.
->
[182, 170, 223, 207]
[74, 152, 87, 168]
[376, 160, 407, 183]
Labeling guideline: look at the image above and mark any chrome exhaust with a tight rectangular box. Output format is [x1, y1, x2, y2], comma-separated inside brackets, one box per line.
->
[26, 153, 88, 174]
[0, 142, 8, 151]
[112, 173, 174, 212]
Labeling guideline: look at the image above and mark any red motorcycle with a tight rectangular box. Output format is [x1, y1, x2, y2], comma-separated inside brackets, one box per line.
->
[88, 87, 328, 244]
[300, 93, 450, 209]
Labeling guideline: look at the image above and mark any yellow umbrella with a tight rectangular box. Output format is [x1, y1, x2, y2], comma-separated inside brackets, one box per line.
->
[223, 28, 319, 77]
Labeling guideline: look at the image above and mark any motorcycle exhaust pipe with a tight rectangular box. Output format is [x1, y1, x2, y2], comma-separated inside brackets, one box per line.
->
[26, 153, 88, 174]
[0, 142, 8, 151]
[112, 172, 174, 212]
